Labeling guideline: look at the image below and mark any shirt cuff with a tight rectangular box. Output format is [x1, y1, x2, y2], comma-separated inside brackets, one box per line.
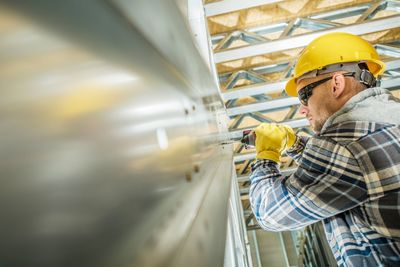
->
[250, 159, 280, 176]
[287, 135, 308, 154]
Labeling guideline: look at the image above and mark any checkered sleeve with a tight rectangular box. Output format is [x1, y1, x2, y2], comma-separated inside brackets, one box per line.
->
[285, 135, 309, 164]
[249, 136, 368, 231]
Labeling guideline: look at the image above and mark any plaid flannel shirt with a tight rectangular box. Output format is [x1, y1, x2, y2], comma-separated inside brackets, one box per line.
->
[249, 89, 400, 266]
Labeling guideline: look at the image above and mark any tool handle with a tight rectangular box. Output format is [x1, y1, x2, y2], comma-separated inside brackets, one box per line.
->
[241, 130, 256, 148]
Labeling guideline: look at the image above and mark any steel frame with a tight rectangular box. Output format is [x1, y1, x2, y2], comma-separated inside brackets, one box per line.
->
[205, 0, 284, 17]
[212, 1, 400, 63]
[215, 15, 400, 63]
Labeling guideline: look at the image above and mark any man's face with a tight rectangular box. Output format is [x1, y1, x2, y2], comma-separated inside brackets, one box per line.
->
[296, 74, 335, 133]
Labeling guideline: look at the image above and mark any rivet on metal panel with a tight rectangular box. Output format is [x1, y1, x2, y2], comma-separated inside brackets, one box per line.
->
[204, 219, 209, 232]
[197, 240, 205, 252]
[185, 172, 192, 182]
[145, 234, 158, 249]
[193, 164, 200, 173]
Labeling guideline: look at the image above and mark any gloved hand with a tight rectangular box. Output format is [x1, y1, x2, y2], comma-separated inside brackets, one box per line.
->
[254, 123, 297, 163]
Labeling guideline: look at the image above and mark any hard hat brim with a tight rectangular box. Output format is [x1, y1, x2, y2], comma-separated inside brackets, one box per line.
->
[285, 78, 298, 97]
[367, 58, 386, 76]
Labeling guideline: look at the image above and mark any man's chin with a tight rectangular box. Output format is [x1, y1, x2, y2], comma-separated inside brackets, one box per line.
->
[309, 120, 323, 134]
[313, 121, 325, 134]
[308, 114, 330, 134]
[310, 125, 318, 134]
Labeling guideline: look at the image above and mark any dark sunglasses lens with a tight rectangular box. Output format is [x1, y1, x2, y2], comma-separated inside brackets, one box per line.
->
[299, 90, 308, 106]
[297, 76, 332, 106]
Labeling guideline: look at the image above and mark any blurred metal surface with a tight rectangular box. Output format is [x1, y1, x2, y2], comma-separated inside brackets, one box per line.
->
[0, 0, 232, 266]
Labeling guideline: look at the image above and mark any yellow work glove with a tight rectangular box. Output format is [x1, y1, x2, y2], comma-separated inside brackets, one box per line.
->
[254, 123, 297, 163]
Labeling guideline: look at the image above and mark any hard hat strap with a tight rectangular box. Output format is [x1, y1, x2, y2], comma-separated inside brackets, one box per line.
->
[298, 62, 377, 88]
[357, 69, 376, 87]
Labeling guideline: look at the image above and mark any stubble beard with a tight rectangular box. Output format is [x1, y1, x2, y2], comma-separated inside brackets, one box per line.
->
[310, 111, 332, 134]
[312, 119, 325, 134]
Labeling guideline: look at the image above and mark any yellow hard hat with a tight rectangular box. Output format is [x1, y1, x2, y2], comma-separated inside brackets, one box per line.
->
[285, 32, 386, 97]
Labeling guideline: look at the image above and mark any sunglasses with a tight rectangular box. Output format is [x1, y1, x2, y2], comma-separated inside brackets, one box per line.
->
[297, 73, 355, 106]
[297, 76, 333, 106]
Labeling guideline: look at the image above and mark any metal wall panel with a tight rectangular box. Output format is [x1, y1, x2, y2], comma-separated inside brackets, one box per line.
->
[0, 1, 232, 266]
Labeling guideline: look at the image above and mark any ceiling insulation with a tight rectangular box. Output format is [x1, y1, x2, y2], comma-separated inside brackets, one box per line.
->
[207, 0, 372, 35]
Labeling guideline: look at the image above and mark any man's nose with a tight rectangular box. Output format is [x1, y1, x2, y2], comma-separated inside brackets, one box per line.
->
[299, 104, 309, 115]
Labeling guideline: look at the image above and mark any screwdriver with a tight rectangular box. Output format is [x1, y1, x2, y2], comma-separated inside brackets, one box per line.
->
[219, 130, 255, 149]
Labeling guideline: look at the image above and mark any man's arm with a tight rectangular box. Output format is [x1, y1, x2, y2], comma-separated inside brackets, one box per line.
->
[285, 135, 309, 164]
[250, 136, 368, 231]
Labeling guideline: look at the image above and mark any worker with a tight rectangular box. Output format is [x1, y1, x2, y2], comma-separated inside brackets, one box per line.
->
[249, 32, 400, 266]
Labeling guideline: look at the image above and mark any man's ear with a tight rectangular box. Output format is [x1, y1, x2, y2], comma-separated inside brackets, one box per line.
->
[331, 72, 346, 98]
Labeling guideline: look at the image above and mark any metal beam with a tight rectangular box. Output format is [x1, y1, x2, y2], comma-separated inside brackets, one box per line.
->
[234, 152, 256, 163]
[219, 62, 290, 83]
[382, 77, 400, 89]
[310, 5, 370, 21]
[356, 1, 386, 22]
[387, 71, 400, 77]
[386, 59, 400, 70]
[247, 224, 261, 231]
[279, 232, 291, 267]
[279, 18, 299, 38]
[376, 45, 400, 58]
[240, 187, 250, 195]
[223, 59, 400, 101]
[213, 15, 400, 63]
[205, 0, 283, 17]
[211, 1, 386, 44]
[224, 70, 268, 89]
[300, 18, 343, 30]
[248, 111, 272, 122]
[251, 224, 263, 267]
[211, 22, 287, 44]
[215, 30, 268, 51]
[223, 80, 287, 101]
[227, 97, 300, 116]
